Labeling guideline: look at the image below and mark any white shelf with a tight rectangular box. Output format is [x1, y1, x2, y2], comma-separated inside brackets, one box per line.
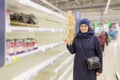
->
[12, 50, 68, 80]
[116, 71, 120, 80]
[54, 55, 74, 72]
[17, 0, 66, 20]
[6, 41, 65, 64]
[6, 26, 66, 33]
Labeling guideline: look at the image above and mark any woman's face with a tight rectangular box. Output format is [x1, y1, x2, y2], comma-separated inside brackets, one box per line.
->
[80, 24, 89, 33]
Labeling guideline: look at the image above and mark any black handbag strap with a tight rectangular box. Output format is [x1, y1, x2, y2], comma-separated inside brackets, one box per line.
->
[78, 39, 87, 60]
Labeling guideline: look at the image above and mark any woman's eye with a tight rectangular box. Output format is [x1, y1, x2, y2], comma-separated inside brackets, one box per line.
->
[81, 26, 83, 27]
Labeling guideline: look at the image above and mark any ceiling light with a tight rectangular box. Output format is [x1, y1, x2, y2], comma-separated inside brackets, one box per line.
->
[104, 0, 111, 15]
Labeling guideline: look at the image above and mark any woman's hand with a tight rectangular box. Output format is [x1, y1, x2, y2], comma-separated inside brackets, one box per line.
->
[64, 39, 71, 45]
[96, 72, 101, 76]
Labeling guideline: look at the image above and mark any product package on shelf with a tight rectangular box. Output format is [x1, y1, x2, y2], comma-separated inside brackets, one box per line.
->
[32, 39, 38, 50]
[10, 11, 38, 27]
[14, 39, 25, 55]
[27, 38, 38, 51]
[6, 38, 38, 57]
[6, 39, 15, 56]
[23, 38, 38, 52]
[67, 11, 75, 44]
[67, 29, 74, 44]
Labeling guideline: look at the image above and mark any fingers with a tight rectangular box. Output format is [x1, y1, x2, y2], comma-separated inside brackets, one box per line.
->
[63, 39, 70, 45]
[96, 72, 101, 76]
[63, 39, 68, 43]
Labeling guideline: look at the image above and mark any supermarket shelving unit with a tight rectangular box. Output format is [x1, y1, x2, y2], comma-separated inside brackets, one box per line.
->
[0, 0, 72, 80]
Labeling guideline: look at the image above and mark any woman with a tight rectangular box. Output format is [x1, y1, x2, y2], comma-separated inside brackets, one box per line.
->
[99, 31, 108, 52]
[64, 18, 103, 80]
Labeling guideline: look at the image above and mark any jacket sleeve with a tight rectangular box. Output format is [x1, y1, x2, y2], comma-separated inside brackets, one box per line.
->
[94, 36, 103, 73]
[66, 38, 76, 54]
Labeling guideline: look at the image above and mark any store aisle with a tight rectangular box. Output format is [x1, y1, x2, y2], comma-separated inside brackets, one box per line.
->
[98, 27, 120, 80]
[97, 41, 118, 80]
